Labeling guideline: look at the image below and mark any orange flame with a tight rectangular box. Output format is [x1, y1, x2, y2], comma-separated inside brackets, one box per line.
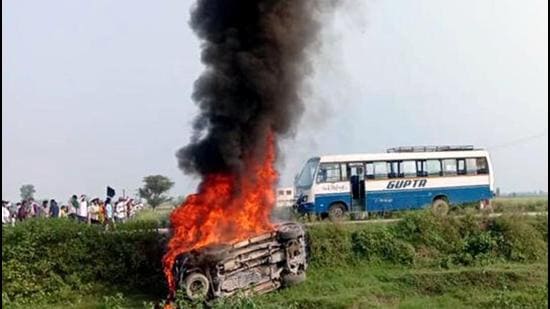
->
[162, 132, 277, 294]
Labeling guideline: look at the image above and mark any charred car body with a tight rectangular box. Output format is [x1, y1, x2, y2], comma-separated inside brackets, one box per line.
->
[172, 222, 308, 300]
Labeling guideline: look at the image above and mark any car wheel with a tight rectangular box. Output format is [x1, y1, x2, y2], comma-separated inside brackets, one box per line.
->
[282, 272, 306, 286]
[184, 272, 210, 300]
[431, 199, 449, 216]
[328, 203, 346, 221]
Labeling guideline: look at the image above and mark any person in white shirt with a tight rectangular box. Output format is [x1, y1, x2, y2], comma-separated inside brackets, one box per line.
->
[78, 195, 88, 223]
[2, 202, 10, 224]
[104, 198, 114, 229]
[115, 199, 126, 223]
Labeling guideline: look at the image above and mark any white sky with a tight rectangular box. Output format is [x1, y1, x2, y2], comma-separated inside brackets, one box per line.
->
[2, 0, 548, 201]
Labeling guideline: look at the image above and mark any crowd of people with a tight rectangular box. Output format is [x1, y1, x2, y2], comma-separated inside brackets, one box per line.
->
[2, 195, 144, 226]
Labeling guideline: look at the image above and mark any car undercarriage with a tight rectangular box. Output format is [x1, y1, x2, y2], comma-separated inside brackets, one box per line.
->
[172, 222, 308, 300]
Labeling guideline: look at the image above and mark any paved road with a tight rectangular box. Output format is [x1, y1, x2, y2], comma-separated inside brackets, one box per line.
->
[156, 211, 547, 234]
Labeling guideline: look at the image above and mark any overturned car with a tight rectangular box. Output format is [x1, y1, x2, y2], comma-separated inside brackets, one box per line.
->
[172, 222, 308, 300]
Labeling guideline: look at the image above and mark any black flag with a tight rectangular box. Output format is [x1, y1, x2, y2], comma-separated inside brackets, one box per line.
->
[106, 186, 116, 198]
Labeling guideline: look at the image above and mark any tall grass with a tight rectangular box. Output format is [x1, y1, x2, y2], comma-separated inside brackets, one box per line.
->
[492, 196, 548, 213]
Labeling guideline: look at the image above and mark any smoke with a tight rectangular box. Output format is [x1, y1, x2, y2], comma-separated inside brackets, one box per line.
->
[177, 0, 336, 176]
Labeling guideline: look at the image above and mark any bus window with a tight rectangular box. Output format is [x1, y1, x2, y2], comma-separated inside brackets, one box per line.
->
[426, 160, 442, 176]
[373, 162, 389, 179]
[388, 161, 399, 178]
[476, 157, 489, 174]
[366, 162, 375, 179]
[341, 163, 349, 181]
[416, 160, 428, 177]
[316, 163, 342, 183]
[466, 158, 478, 175]
[457, 159, 467, 175]
[296, 158, 319, 188]
[442, 159, 457, 176]
[348, 163, 364, 179]
[399, 161, 417, 178]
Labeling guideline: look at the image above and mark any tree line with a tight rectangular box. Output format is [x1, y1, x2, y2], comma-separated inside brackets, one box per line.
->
[15, 175, 176, 210]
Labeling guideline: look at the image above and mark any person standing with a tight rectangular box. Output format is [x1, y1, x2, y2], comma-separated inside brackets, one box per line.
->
[27, 199, 36, 217]
[32, 200, 46, 218]
[49, 199, 60, 218]
[104, 198, 114, 229]
[59, 205, 69, 218]
[97, 200, 105, 224]
[9, 202, 19, 224]
[41, 200, 49, 218]
[77, 195, 89, 224]
[17, 201, 29, 221]
[89, 198, 100, 224]
[2, 201, 10, 224]
[115, 198, 126, 223]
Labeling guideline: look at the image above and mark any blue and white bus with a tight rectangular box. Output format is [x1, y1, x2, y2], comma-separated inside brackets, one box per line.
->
[293, 146, 495, 220]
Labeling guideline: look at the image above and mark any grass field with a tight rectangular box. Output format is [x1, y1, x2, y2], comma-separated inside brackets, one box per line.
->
[255, 262, 548, 309]
[131, 196, 548, 226]
[492, 196, 548, 213]
[33, 262, 547, 309]
[5, 198, 547, 309]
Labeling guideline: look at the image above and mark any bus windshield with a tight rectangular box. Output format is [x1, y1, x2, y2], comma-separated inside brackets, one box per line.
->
[295, 158, 319, 188]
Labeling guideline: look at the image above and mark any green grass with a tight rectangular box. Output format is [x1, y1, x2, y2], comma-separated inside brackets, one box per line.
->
[254, 263, 547, 309]
[492, 196, 548, 213]
[5, 205, 547, 309]
[26, 262, 547, 309]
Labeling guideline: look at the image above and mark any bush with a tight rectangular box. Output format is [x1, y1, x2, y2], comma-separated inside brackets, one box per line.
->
[492, 197, 548, 213]
[488, 284, 548, 309]
[489, 215, 547, 262]
[307, 212, 547, 268]
[306, 225, 354, 267]
[3, 212, 547, 306]
[393, 211, 464, 254]
[531, 215, 548, 241]
[2, 219, 166, 305]
[448, 231, 499, 266]
[351, 228, 415, 265]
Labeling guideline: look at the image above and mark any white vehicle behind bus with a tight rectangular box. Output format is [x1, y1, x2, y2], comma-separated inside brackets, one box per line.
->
[276, 187, 296, 208]
[293, 146, 495, 220]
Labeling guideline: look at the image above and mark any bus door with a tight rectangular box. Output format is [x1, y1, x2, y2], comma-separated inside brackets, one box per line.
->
[348, 163, 366, 212]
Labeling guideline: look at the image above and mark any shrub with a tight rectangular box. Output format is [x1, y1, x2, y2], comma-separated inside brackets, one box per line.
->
[531, 215, 548, 241]
[3, 212, 547, 306]
[306, 224, 354, 267]
[488, 284, 548, 309]
[488, 215, 547, 262]
[2, 219, 166, 304]
[351, 228, 415, 265]
[393, 211, 463, 254]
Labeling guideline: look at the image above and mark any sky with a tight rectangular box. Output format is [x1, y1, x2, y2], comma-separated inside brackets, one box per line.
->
[2, 0, 548, 201]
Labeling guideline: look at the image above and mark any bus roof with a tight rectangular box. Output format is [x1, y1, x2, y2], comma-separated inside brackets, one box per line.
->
[318, 150, 490, 163]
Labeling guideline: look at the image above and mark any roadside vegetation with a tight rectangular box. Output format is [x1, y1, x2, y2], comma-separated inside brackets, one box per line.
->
[2, 198, 547, 308]
[491, 196, 548, 213]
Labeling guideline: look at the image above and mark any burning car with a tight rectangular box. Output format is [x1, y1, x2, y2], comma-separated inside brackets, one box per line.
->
[171, 222, 307, 301]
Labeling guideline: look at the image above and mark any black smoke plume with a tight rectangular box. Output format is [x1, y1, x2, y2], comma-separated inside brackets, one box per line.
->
[177, 0, 330, 176]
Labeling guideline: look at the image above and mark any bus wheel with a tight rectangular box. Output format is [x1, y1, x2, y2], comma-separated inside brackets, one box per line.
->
[431, 199, 449, 216]
[328, 203, 346, 221]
